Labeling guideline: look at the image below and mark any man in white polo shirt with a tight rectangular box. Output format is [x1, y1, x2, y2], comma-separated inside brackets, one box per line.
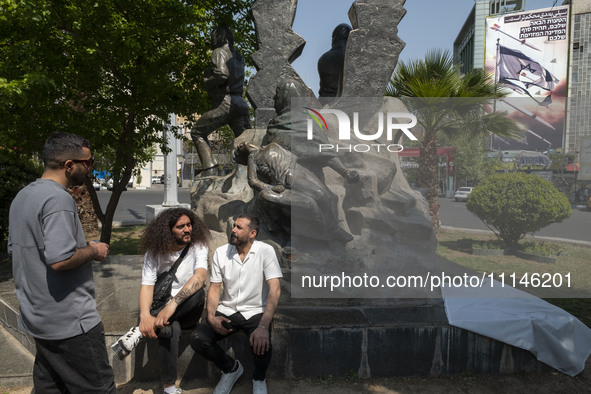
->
[190, 215, 282, 394]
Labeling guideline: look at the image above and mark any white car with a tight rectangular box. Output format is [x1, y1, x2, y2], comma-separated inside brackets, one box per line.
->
[107, 176, 134, 191]
[454, 187, 474, 202]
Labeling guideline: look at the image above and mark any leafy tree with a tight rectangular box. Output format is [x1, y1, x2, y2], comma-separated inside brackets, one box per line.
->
[0, 0, 255, 243]
[386, 49, 519, 230]
[439, 133, 498, 187]
[466, 172, 571, 247]
[0, 148, 43, 250]
[548, 151, 575, 171]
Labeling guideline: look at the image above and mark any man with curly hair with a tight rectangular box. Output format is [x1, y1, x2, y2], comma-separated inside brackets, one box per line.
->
[111, 208, 210, 394]
[190, 215, 282, 394]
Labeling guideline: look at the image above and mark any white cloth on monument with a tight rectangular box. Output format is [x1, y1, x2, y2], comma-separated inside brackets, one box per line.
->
[442, 277, 591, 376]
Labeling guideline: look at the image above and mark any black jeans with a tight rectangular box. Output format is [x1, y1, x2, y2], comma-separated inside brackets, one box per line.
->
[33, 321, 116, 394]
[159, 288, 205, 385]
[190, 312, 272, 381]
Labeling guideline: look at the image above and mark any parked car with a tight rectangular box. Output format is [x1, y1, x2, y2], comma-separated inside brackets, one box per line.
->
[454, 187, 474, 202]
[107, 176, 134, 191]
[92, 178, 105, 190]
[151, 176, 161, 184]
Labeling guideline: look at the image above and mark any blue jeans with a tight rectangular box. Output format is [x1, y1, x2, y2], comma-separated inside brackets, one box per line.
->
[33, 321, 115, 393]
[190, 312, 272, 381]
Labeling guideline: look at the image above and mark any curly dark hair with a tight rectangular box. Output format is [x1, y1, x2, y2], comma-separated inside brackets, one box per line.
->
[140, 208, 210, 258]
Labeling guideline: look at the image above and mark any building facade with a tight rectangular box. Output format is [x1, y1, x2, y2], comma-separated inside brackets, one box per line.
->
[453, 1, 525, 74]
[453, 0, 590, 155]
[564, 0, 591, 154]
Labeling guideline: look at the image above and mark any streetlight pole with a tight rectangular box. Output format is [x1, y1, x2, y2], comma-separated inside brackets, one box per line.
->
[163, 113, 179, 206]
[146, 113, 190, 222]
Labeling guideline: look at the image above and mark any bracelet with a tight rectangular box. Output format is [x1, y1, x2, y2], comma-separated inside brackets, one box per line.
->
[258, 325, 267, 330]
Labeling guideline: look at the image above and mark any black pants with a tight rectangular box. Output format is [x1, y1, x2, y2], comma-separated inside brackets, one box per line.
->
[190, 312, 272, 381]
[159, 288, 205, 385]
[33, 322, 116, 394]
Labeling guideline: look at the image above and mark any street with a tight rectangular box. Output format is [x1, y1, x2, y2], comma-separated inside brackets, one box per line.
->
[96, 184, 191, 225]
[97, 186, 591, 243]
[438, 197, 591, 243]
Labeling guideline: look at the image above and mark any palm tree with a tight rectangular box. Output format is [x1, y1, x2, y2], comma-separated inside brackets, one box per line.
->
[386, 49, 519, 231]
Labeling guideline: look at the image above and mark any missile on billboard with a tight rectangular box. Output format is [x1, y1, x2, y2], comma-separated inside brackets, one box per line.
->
[525, 129, 552, 146]
[499, 99, 556, 130]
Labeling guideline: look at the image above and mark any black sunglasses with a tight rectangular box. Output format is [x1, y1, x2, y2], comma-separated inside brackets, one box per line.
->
[61, 157, 94, 168]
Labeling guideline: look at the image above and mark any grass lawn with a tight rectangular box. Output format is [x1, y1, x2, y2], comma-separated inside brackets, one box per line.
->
[437, 228, 591, 327]
[103, 225, 145, 255]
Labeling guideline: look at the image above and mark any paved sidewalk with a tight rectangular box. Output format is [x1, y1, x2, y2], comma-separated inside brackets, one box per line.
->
[3, 360, 591, 394]
[0, 325, 33, 388]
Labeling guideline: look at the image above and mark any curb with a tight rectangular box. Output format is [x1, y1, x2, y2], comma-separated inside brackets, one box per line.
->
[441, 226, 591, 247]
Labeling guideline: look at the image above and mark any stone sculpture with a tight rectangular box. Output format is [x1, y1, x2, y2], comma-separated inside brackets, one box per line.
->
[190, 26, 251, 177]
[341, 0, 406, 97]
[192, 0, 437, 298]
[246, 0, 308, 128]
[187, 0, 563, 379]
[233, 141, 354, 243]
[264, 77, 359, 184]
[317, 23, 352, 105]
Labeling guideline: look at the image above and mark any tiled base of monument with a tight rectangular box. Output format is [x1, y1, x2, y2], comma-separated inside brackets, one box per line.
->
[111, 304, 549, 384]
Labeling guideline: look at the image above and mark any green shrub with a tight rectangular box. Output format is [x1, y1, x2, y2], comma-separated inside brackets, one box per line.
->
[518, 241, 562, 257]
[466, 172, 571, 247]
[0, 149, 43, 250]
[473, 239, 507, 250]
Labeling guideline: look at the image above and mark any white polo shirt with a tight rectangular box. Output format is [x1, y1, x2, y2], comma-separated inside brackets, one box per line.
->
[211, 240, 282, 320]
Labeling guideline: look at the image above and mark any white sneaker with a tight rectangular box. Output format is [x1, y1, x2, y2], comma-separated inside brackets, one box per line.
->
[111, 326, 143, 359]
[213, 360, 243, 394]
[163, 387, 182, 394]
[252, 379, 267, 394]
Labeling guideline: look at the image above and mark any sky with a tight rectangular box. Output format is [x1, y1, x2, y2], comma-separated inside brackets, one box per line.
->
[291, 0, 561, 96]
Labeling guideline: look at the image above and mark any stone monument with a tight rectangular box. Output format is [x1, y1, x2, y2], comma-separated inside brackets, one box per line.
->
[246, 0, 309, 129]
[317, 23, 352, 105]
[190, 0, 552, 378]
[190, 26, 251, 176]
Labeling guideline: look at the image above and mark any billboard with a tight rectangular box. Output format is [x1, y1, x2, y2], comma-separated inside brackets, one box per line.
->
[485, 6, 569, 151]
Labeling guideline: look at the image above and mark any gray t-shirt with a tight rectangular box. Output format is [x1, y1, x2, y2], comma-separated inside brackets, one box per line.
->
[8, 179, 100, 340]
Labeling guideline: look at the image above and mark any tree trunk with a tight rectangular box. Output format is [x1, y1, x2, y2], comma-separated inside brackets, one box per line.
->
[70, 185, 99, 240]
[418, 132, 440, 231]
[84, 112, 137, 245]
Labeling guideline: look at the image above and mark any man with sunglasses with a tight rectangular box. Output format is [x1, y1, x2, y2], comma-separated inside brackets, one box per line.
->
[8, 132, 115, 393]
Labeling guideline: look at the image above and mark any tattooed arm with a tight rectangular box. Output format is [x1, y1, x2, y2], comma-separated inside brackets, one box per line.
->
[153, 267, 207, 329]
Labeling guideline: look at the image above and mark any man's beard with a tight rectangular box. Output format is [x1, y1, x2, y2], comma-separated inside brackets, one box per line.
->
[229, 233, 245, 247]
[175, 233, 192, 245]
[70, 171, 87, 187]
